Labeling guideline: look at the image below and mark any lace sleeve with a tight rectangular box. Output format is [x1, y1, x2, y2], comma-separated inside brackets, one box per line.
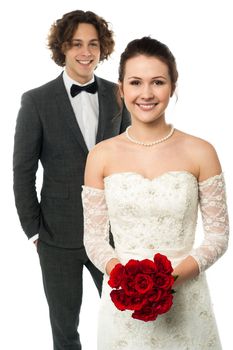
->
[81, 186, 118, 273]
[190, 173, 229, 272]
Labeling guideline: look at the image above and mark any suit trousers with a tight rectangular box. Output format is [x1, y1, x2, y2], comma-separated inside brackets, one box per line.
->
[37, 240, 103, 350]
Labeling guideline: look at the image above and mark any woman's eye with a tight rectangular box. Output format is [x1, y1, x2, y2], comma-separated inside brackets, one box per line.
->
[154, 80, 165, 86]
[130, 80, 141, 86]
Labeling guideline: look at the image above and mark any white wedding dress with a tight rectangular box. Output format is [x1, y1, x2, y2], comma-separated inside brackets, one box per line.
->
[82, 171, 229, 350]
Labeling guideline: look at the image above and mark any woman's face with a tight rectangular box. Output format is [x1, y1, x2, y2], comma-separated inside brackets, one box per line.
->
[120, 55, 172, 124]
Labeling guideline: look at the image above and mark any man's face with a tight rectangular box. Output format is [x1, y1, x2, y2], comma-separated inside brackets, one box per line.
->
[64, 23, 100, 84]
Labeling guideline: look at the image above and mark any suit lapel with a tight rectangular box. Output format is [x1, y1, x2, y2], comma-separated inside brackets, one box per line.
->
[96, 77, 107, 143]
[52, 74, 121, 152]
[54, 74, 89, 154]
[96, 76, 121, 143]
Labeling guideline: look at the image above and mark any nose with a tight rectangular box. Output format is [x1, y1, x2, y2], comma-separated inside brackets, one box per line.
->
[141, 85, 154, 99]
[81, 45, 92, 57]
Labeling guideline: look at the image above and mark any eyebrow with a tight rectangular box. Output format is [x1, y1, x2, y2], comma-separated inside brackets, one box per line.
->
[127, 76, 167, 80]
[71, 38, 99, 43]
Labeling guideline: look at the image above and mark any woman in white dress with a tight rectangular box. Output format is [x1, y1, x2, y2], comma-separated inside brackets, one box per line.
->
[81, 37, 229, 349]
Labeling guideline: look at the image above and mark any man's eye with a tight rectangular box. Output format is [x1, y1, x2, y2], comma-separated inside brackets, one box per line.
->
[73, 43, 82, 47]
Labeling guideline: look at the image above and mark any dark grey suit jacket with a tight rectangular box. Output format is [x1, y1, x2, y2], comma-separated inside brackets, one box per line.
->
[13, 73, 130, 248]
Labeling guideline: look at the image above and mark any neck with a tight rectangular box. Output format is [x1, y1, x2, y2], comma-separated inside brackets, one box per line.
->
[130, 121, 170, 143]
[65, 68, 94, 85]
[125, 123, 174, 147]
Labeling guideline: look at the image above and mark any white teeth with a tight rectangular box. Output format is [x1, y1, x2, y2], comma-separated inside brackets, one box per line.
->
[138, 104, 156, 110]
[78, 60, 91, 65]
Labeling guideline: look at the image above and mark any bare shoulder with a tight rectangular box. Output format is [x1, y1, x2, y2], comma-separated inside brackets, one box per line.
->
[176, 129, 216, 153]
[88, 134, 122, 160]
[175, 129, 222, 181]
[84, 135, 123, 188]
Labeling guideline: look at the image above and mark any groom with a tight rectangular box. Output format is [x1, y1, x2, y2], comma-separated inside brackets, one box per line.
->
[13, 10, 130, 350]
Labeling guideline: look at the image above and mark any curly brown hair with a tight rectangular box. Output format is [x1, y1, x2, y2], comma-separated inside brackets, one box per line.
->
[48, 10, 115, 67]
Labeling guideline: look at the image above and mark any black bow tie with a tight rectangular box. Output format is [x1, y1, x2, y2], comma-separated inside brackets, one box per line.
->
[70, 80, 98, 97]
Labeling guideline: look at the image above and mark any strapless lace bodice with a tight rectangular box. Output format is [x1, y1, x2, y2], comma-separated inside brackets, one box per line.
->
[104, 171, 198, 265]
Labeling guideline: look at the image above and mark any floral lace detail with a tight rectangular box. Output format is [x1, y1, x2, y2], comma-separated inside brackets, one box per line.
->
[190, 173, 229, 272]
[82, 186, 117, 273]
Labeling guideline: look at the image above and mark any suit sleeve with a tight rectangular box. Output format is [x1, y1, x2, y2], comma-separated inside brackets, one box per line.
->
[120, 101, 131, 133]
[13, 92, 42, 238]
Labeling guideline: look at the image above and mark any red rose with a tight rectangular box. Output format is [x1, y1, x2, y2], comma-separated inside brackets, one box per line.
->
[125, 259, 141, 276]
[148, 288, 162, 303]
[126, 294, 147, 311]
[153, 273, 174, 290]
[139, 259, 158, 274]
[154, 253, 173, 274]
[110, 289, 129, 311]
[132, 302, 159, 322]
[110, 289, 147, 311]
[154, 293, 173, 315]
[134, 273, 154, 294]
[121, 276, 136, 296]
[108, 263, 125, 288]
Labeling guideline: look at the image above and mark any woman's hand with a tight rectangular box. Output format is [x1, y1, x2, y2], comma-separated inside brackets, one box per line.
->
[172, 256, 199, 288]
[106, 258, 121, 275]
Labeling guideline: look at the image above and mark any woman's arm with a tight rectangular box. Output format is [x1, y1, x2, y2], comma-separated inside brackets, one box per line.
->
[173, 141, 229, 286]
[82, 143, 120, 274]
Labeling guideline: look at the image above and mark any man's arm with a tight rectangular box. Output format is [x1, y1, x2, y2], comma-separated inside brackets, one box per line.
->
[13, 92, 42, 239]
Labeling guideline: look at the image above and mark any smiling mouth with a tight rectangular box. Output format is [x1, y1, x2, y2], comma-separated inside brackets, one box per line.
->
[77, 60, 93, 65]
[136, 103, 158, 111]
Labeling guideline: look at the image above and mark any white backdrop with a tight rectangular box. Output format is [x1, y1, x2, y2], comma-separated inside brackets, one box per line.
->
[1, 0, 232, 349]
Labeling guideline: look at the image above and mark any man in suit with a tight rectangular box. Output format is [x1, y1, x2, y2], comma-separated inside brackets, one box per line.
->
[13, 10, 130, 350]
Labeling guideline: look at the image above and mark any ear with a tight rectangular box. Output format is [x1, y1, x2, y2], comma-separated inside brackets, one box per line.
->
[61, 42, 68, 55]
[170, 84, 174, 97]
[170, 83, 178, 97]
[118, 82, 124, 98]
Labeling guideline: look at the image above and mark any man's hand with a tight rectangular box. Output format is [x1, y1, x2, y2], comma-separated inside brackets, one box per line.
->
[33, 239, 38, 248]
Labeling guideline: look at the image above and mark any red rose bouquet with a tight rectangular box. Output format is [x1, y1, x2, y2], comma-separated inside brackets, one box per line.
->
[108, 253, 176, 322]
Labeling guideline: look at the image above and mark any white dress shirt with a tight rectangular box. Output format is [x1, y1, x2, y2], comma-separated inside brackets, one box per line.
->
[63, 69, 99, 151]
[30, 70, 99, 243]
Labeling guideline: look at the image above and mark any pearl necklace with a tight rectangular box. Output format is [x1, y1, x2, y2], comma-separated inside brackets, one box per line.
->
[125, 125, 175, 146]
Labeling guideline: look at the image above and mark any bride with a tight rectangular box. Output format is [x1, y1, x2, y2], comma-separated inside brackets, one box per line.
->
[81, 36, 229, 349]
